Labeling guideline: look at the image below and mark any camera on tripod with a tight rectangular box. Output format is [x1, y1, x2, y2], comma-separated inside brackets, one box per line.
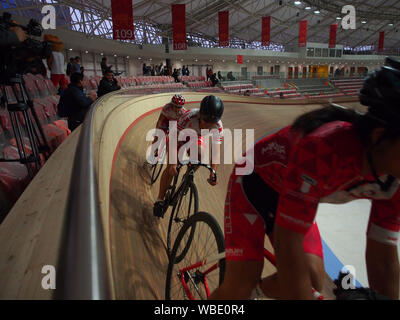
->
[0, 12, 52, 177]
[0, 12, 53, 80]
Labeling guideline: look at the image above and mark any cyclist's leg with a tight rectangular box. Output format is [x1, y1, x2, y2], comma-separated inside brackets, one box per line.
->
[209, 260, 263, 299]
[260, 223, 325, 298]
[303, 223, 325, 292]
[151, 127, 167, 157]
[209, 173, 266, 299]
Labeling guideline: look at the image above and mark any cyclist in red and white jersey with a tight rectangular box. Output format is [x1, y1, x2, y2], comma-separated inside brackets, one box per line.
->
[156, 94, 187, 133]
[149, 94, 187, 160]
[210, 57, 400, 300]
[153, 95, 224, 218]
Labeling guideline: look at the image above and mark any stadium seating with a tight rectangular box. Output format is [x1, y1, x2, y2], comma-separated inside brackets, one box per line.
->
[0, 73, 70, 221]
[331, 78, 364, 96]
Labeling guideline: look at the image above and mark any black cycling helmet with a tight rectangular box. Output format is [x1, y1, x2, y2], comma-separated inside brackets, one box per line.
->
[359, 56, 400, 126]
[199, 95, 224, 123]
[359, 57, 400, 192]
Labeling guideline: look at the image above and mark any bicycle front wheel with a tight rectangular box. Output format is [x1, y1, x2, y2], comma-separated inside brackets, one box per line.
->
[166, 181, 198, 255]
[150, 145, 166, 185]
[165, 212, 225, 300]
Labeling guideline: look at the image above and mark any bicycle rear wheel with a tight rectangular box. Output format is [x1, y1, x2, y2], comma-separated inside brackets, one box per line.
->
[166, 181, 198, 255]
[165, 212, 225, 300]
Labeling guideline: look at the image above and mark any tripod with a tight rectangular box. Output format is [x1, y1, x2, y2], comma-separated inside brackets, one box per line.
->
[0, 74, 51, 178]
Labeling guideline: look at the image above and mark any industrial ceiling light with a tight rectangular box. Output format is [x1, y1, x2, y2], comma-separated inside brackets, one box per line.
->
[305, 6, 311, 10]
[314, 10, 320, 14]
[361, 20, 367, 24]
[336, 17, 342, 20]
[294, 1, 301, 5]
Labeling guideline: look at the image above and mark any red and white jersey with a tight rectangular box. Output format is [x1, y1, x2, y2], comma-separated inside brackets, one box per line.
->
[159, 103, 187, 129]
[177, 108, 223, 145]
[233, 121, 400, 245]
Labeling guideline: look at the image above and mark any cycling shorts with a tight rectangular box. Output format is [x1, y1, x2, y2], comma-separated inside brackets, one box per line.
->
[224, 171, 324, 262]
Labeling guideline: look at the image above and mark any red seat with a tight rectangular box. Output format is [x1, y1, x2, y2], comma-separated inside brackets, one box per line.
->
[53, 120, 71, 136]
[42, 123, 68, 149]
[0, 161, 30, 206]
[0, 109, 12, 132]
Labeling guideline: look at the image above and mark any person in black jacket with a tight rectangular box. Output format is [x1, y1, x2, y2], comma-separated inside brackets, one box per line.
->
[101, 57, 112, 75]
[97, 69, 121, 98]
[57, 72, 97, 131]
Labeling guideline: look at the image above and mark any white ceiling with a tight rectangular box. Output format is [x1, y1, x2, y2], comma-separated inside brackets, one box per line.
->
[1, 0, 400, 51]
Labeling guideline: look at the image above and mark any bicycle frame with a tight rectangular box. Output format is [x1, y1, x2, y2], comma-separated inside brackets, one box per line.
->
[175, 248, 325, 300]
[166, 165, 195, 207]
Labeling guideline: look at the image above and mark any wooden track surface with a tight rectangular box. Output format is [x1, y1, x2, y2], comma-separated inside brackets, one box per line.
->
[0, 127, 81, 299]
[109, 100, 362, 300]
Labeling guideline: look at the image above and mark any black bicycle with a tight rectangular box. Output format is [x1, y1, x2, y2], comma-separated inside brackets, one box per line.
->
[162, 162, 217, 257]
[149, 140, 167, 185]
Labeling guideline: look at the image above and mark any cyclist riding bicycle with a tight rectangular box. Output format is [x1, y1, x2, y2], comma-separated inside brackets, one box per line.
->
[153, 95, 224, 218]
[150, 94, 187, 157]
[210, 57, 400, 300]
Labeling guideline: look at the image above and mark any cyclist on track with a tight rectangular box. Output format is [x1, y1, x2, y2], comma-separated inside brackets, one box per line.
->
[153, 95, 224, 218]
[150, 94, 187, 157]
[209, 57, 400, 300]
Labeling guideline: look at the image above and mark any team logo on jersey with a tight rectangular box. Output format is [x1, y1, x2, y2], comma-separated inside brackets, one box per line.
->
[261, 142, 286, 159]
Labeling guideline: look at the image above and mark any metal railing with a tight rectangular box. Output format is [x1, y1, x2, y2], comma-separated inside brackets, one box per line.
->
[55, 97, 110, 300]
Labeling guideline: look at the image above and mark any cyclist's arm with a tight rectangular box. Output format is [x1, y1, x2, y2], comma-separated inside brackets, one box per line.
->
[366, 238, 399, 300]
[156, 114, 166, 129]
[274, 224, 314, 299]
[366, 197, 400, 300]
[210, 142, 220, 171]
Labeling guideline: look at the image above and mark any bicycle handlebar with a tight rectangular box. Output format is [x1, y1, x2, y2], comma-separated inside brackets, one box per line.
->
[177, 162, 217, 183]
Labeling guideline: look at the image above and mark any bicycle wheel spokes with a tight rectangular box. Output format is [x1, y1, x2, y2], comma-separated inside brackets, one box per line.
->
[166, 212, 225, 300]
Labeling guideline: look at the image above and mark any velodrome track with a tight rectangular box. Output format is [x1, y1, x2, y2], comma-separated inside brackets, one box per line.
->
[0, 90, 362, 299]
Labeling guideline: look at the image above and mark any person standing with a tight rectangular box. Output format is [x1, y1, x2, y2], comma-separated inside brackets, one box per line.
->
[45, 35, 68, 92]
[66, 58, 74, 77]
[97, 69, 121, 98]
[72, 57, 81, 73]
[101, 57, 112, 75]
[57, 72, 97, 131]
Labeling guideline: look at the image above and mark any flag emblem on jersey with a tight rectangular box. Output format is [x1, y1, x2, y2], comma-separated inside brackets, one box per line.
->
[300, 174, 317, 194]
